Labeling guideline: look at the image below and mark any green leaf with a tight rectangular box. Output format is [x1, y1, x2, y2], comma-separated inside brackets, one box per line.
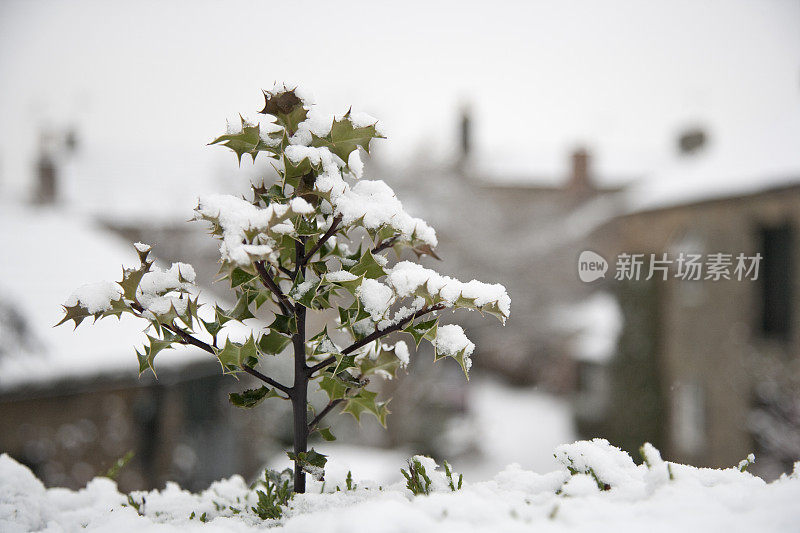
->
[210, 116, 277, 164]
[258, 330, 292, 355]
[220, 293, 256, 322]
[333, 353, 356, 375]
[230, 268, 257, 288]
[342, 389, 390, 427]
[282, 154, 313, 180]
[269, 313, 297, 335]
[319, 374, 348, 401]
[229, 386, 281, 408]
[201, 318, 223, 338]
[327, 272, 363, 296]
[240, 335, 258, 365]
[118, 266, 147, 300]
[295, 216, 321, 237]
[55, 303, 93, 328]
[316, 427, 336, 442]
[403, 318, 438, 348]
[286, 449, 327, 481]
[216, 339, 241, 372]
[348, 250, 386, 279]
[311, 112, 381, 162]
[260, 88, 308, 134]
[359, 346, 402, 379]
[136, 334, 176, 376]
[289, 273, 321, 308]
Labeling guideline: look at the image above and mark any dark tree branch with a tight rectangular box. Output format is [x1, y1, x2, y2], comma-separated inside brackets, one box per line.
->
[167, 323, 215, 354]
[130, 303, 293, 395]
[302, 214, 342, 265]
[306, 303, 445, 377]
[372, 235, 399, 255]
[278, 265, 294, 279]
[292, 236, 309, 494]
[255, 261, 294, 315]
[242, 364, 293, 396]
[308, 399, 344, 431]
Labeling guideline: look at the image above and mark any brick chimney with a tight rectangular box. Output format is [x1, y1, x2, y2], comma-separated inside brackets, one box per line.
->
[567, 147, 593, 193]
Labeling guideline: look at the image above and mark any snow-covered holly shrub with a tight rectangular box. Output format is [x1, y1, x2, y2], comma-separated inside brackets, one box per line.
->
[58, 84, 511, 494]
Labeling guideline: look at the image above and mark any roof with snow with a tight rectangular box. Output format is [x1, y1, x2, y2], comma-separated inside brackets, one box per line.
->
[0, 203, 211, 392]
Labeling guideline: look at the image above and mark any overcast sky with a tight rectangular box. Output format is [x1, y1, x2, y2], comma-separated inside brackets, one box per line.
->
[1, 0, 799, 213]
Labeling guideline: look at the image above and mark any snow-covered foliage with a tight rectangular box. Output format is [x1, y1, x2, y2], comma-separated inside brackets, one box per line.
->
[58, 84, 510, 492]
[3, 439, 799, 532]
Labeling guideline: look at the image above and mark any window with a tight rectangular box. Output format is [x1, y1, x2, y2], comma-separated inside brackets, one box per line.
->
[759, 223, 794, 340]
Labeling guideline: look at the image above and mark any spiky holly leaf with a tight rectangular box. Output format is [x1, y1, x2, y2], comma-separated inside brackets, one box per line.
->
[359, 345, 403, 379]
[318, 371, 363, 401]
[342, 389, 390, 427]
[295, 216, 321, 237]
[118, 266, 147, 301]
[319, 375, 347, 401]
[229, 386, 281, 408]
[326, 272, 363, 296]
[286, 448, 327, 481]
[216, 339, 243, 372]
[348, 250, 386, 279]
[258, 330, 292, 355]
[269, 313, 297, 335]
[240, 335, 258, 365]
[332, 353, 356, 375]
[101, 298, 130, 320]
[218, 293, 256, 322]
[260, 88, 308, 134]
[136, 333, 177, 377]
[310, 330, 339, 358]
[316, 427, 336, 442]
[412, 243, 441, 260]
[282, 154, 313, 181]
[403, 318, 438, 348]
[289, 273, 321, 309]
[433, 341, 472, 380]
[210, 116, 277, 164]
[311, 112, 381, 162]
[230, 268, 257, 289]
[55, 303, 94, 328]
[201, 318, 223, 338]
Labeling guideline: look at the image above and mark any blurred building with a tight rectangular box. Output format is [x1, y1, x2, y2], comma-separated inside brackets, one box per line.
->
[387, 111, 629, 392]
[0, 150, 280, 490]
[586, 178, 800, 479]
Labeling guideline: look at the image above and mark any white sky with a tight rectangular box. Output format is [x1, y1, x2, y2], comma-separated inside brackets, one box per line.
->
[1, 0, 799, 213]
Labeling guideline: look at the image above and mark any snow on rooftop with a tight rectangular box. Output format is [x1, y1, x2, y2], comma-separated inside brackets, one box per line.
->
[625, 116, 800, 213]
[0, 204, 210, 391]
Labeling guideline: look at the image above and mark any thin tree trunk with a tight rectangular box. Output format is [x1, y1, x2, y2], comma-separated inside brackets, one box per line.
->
[292, 238, 308, 493]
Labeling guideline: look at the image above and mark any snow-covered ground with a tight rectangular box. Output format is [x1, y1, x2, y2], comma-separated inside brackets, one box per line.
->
[3, 439, 798, 532]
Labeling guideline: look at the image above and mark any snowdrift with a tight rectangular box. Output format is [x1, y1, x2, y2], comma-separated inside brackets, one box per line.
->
[2, 439, 799, 532]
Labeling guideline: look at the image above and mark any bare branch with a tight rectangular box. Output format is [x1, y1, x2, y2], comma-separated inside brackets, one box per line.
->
[242, 364, 293, 396]
[167, 323, 215, 354]
[372, 235, 399, 255]
[302, 214, 342, 265]
[307, 303, 445, 377]
[255, 261, 294, 315]
[308, 399, 344, 431]
[130, 303, 293, 394]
